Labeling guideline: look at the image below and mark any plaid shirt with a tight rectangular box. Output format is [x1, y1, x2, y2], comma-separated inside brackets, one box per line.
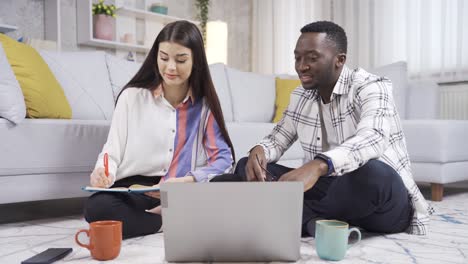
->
[259, 65, 433, 235]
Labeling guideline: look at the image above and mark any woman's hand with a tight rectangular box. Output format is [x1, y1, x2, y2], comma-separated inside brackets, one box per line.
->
[144, 184, 161, 199]
[165, 176, 196, 183]
[145, 176, 195, 214]
[90, 167, 112, 188]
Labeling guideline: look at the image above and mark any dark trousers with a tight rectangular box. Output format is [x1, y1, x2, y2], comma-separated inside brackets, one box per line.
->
[214, 157, 413, 236]
[84, 176, 162, 239]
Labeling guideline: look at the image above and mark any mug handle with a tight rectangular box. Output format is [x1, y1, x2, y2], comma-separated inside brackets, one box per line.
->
[75, 229, 91, 250]
[347, 227, 361, 249]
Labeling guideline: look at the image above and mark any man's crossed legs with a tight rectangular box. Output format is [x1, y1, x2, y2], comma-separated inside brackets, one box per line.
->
[212, 158, 413, 236]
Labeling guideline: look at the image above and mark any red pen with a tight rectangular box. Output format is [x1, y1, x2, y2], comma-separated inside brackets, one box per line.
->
[104, 153, 109, 177]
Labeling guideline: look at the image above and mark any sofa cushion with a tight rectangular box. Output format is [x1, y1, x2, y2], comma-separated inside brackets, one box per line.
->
[0, 34, 72, 119]
[402, 120, 468, 163]
[208, 63, 234, 122]
[40, 51, 115, 120]
[0, 43, 26, 124]
[273, 78, 301, 123]
[105, 54, 141, 100]
[226, 67, 275, 122]
[371, 61, 408, 119]
[0, 118, 110, 176]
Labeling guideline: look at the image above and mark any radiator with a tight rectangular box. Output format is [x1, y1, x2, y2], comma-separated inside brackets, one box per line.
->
[439, 83, 468, 120]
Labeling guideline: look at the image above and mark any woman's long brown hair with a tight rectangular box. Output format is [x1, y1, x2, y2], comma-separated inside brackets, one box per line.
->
[117, 20, 235, 162]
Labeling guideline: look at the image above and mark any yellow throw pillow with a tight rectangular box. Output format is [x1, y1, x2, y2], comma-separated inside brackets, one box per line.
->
[0, 34, 71, 119]
[273, 78, 301, 123]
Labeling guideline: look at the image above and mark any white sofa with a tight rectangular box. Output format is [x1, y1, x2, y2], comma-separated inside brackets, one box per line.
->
[0, 51, 303, 205]
[0, 51, 466, 204]
[371, 63, 468, 201]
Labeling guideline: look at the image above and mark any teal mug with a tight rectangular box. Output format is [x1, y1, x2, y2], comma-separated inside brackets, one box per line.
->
[315, 220, 361, 261]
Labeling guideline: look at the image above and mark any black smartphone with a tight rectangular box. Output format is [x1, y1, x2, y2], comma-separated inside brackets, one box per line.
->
[22, 248, 72, 264]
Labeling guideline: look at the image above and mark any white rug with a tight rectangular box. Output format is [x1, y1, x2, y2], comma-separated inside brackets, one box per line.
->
[1, 190, 467, 263]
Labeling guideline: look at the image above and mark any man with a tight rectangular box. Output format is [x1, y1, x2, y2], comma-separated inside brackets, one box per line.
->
[236, 21, 432, 236]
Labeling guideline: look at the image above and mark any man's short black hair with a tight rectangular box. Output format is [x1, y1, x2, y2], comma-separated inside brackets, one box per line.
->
[300, 21, 347, 54]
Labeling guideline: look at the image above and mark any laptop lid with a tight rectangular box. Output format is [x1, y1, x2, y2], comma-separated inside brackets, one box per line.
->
[160, 182, 303, 262]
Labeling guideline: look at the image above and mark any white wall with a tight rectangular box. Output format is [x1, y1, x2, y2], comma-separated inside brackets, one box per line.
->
[0, 0, 44, 40]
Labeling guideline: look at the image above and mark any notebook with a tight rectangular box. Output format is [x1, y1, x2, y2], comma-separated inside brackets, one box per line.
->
[82, 184, 160, 193]
[160, 182, 303, 262]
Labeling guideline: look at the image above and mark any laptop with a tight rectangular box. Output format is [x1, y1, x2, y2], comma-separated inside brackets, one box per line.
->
[160, 182, 303, 262]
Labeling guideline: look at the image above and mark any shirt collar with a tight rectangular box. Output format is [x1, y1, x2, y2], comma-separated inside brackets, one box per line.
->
[331, 65, 353, 96]
[309, 65, 352, 102]
[153, 84, 194, 104]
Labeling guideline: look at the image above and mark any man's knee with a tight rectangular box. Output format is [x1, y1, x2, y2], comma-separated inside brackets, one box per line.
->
[84, 193, 120, 223]
[352, 160, 400, 187]
[346, 160, 405, 206]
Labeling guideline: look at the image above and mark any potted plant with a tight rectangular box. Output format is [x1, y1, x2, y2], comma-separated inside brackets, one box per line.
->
[92, 0, 116, 41]
[195, 0, 209, 44]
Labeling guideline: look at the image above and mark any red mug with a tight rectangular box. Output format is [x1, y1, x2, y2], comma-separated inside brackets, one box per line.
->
[75, 220, 122, 261]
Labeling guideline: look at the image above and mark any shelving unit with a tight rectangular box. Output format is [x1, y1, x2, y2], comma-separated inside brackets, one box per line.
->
[116, 6, 198, 24]
[78, 37, 149, 52]
[76, 0, 198, 55]
[0, 24, 18, 33]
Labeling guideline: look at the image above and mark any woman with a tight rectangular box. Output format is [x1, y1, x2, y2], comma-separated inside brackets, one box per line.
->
[84, 20, 235, 239]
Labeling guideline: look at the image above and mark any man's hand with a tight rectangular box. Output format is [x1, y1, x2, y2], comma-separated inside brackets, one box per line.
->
[90, 168, 112, 188]
[279, 159, 328, 191]
[145, 176, 195, 214]
[246, 146, 267, 182]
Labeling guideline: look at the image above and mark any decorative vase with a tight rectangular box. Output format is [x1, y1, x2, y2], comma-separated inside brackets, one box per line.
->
[93, 14, 114, 41]
[149, 3, 168, 15]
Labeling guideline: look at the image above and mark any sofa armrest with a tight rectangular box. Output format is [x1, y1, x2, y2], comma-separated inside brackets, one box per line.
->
[406, 80, 439, 119]
[402, 120, 468, 163]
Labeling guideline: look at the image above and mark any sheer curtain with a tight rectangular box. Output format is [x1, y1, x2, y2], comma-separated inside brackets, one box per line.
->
[252, 0, 468, 82]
